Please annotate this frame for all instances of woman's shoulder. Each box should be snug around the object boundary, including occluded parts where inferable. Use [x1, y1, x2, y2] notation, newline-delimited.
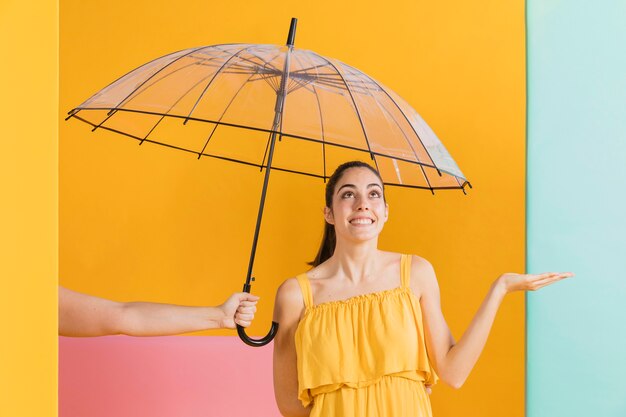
[407, 253, 434, 270]
[273, 277, 307, 321]
[275, 276, 304, 301]
[405, 254, 439, 298]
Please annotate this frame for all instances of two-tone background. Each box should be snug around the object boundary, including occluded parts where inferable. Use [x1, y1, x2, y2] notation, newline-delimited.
[2, 0, 624, 416]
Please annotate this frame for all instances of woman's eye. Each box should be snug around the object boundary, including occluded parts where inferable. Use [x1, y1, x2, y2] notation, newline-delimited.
[341, 192, 354, 198]
[370, 191, 381, 198]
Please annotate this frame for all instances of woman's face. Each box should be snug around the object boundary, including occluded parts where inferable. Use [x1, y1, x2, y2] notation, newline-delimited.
[324, 167, 389, 243]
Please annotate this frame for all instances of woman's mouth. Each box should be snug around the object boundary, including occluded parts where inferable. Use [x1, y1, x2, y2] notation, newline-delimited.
[349, 218, 374, 225]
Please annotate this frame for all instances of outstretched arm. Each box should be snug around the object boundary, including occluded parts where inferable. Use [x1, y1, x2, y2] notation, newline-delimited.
[273, 278, 311, 417]
[58, 286, 258, 337]
[412, 256, 572, 388]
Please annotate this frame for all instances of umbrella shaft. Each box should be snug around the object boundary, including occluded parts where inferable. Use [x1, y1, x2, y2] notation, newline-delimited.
[245, 130, 278, 286]
[245, 47, 292, 288]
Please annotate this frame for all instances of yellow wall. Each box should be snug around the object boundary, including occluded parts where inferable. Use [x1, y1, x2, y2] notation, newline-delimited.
[60, 1, 525, 415]
[1, 0, 58, 416]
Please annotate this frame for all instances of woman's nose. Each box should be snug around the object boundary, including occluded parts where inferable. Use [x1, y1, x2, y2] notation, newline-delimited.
[355, 199, 370, 210]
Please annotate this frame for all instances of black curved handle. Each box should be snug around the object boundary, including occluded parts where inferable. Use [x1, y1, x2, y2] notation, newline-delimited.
[237, 320, 279, 347]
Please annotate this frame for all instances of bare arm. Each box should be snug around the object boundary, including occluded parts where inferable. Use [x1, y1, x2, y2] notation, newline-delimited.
[272, 279, 311, 417]
[59, 286, 258, 337]
[412, 256, 572, 389]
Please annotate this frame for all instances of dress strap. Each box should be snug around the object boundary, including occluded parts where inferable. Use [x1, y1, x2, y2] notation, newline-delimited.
[296, 273, 314, 308]
[400, 254, 412, 288]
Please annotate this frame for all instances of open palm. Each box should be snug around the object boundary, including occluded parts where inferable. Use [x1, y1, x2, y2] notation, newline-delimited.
[500, 272, 574, 293]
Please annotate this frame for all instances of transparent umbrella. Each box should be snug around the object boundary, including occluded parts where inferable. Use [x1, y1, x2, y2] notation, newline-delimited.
[67, 18, 470, 346]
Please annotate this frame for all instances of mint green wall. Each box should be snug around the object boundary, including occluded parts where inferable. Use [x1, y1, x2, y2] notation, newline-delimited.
[527, 1, 626, 416]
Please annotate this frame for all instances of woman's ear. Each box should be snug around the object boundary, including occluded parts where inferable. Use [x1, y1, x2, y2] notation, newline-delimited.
[384, 203, 389, 221]
[324, 207, 334, 225]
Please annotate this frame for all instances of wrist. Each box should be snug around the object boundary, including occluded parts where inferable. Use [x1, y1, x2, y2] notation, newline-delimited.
[208, 305, 228, 329]
[491, 277, 508, 300]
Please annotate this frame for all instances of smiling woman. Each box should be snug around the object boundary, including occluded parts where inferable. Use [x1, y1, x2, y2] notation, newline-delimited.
[308, 161, 389, 267]
[272, 161, 573, 417]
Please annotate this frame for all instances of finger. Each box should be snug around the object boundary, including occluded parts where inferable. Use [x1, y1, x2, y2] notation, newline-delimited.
[237, 306, 257, 314]
[529, 274, 572, 290]
[527, 272, 572, 285]
[236, 313, 255, 321]
[530, 272, 560, 280]
[237, 293, 260, 302]
[532, 271, 574, 280]
[235, 319, 252, 328]
[535, 272, 573, 283]
[238, 300, 258, 307]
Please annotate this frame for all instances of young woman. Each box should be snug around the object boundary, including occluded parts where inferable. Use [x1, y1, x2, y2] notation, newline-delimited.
[272, 161, 572, 417]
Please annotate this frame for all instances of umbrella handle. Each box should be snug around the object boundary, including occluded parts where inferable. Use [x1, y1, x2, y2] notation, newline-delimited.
[236, 282, 279, 347]
[236, 321, 279, 347]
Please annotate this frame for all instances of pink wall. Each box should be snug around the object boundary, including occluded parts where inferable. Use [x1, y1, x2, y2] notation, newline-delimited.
[59, 336, 280, 417]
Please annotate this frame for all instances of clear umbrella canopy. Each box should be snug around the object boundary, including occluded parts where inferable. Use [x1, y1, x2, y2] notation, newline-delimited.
[69, 43, 469, 192]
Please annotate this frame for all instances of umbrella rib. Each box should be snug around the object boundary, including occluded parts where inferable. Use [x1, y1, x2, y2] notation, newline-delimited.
[73, 113, 312, 176]
[71, 112, 464, 188]
[239, 51, 284, 91]
[184, 44, 255, 124]
[118, 59, 226, 111]
[311, 51, 380, 172]
[290, 72, 372, 93]
[140, 68, 233, 144]
[352, 68, 434, 192]
[74, 107, 444, 169]
[367, 79, 443, 177]
[73, 106, 464, 178]
[313, 85, 327, 181]
[378, 105, 433, 190]
[455, 176, 467, 195]
[279, 50, 322, 176]
[120, 46, 252, 113]
[307, 51, 328, 181]
[92, 45, 216, 131]
[287, 77, 313, 94]
[69, 45, 208, 115]
[290, 62, 330, 74]
[241, 49, 282, 73]
[197, 70, 258, 158]
[93, 62, 207, 131]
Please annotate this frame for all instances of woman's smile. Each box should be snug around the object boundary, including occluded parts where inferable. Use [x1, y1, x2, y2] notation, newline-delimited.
[348, 216, 375, 226]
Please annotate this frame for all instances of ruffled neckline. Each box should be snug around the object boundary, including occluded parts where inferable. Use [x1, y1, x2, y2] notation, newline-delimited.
[305, 285, 413, 311]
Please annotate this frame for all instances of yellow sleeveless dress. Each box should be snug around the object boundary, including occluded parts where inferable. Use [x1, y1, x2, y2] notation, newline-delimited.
[294, 254, 438, 417]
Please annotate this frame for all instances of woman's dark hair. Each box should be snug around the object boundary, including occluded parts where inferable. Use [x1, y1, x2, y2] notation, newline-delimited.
[309, 161, 385, 266]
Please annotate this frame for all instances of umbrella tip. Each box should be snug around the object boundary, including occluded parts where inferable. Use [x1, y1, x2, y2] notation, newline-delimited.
[65, 108, 78, 121]
[286, 18, 298, 47]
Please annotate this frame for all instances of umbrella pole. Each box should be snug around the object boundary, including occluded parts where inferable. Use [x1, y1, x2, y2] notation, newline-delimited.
[236, 130, 280, 347]
[236, 17, 297, 347]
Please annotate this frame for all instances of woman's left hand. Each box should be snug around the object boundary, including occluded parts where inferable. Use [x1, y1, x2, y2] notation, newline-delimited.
[497, 272, 574, 294]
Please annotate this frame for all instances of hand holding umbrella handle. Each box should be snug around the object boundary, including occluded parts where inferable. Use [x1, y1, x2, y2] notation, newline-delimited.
[236, 282, 279, 347]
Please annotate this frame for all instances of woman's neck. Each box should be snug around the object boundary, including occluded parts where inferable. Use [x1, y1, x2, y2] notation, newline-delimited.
[329, 240, 380, 283]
